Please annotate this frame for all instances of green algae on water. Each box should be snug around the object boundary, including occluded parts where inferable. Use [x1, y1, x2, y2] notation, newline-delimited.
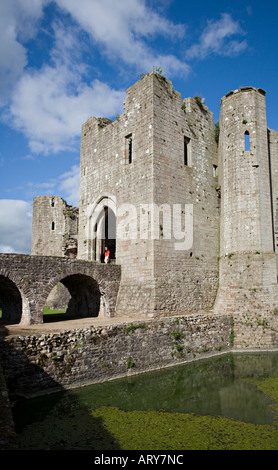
[255, 377, 278, 425]
[13, 353, 278, 450]
[91, 406, 278, 450]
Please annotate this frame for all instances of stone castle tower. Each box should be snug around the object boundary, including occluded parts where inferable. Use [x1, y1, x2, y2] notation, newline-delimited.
[77, 72, 219, 317]
[31, 72, 278, 342]
[214, 86, 278, 348]
[32, 196, 78, 258]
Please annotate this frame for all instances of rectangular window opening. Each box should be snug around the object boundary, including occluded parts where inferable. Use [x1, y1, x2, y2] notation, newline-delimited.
[125, 134, 132, 164]
[184, 136, 191, 166]
[213, 165, 218, 177]
[245, 131, 250, 151]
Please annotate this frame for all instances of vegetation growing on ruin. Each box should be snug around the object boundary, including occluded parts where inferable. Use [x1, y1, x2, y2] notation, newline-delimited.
[125, 322, 148, 333]
[214, 121, 220, 143]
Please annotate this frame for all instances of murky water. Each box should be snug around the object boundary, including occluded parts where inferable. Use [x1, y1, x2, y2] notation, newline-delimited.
[13, 352, 278, 450]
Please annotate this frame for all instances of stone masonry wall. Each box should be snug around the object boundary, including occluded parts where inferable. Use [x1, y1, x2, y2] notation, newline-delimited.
[269, 129, 278, 269]
[214, 87, 278, 349]
[78, 72, 219, 317]
[214, 253, 278, 349]
[78, 74, 157, 316]
[151, 75, 219, 314]
[0, 313, 232, 398]
[0, 361, 17, 449]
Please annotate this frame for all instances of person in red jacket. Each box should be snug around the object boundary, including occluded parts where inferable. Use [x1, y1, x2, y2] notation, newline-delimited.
[104, 246, 110, 264]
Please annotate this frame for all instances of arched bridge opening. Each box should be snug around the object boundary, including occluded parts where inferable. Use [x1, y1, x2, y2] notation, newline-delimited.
[0, 275, 22, 325]
[0, 254, 121, 325]
[43, 274, 101, 323]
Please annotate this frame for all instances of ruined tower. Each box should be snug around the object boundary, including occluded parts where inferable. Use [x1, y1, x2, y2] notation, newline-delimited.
[78, 72, 219, 317]
[214, 87, 278, 348]
[31, 196, 78, 258]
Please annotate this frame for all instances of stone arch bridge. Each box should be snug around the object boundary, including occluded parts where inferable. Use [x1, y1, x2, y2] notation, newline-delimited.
[0, 254, 121, 326]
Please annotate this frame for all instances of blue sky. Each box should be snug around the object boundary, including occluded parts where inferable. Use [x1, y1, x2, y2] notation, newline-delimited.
[1, 0, 278, 254]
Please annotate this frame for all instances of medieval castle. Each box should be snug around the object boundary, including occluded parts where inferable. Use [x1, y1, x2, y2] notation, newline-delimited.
[30, 71, 278, 343]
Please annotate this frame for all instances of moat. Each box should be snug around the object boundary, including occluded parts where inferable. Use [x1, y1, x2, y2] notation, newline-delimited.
[12, 352, 278, 450]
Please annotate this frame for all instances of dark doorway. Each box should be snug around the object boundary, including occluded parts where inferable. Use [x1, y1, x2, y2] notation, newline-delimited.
[43, 274, 101, 323]
[103, 206, 116, 262]
[93, 205, 116, 263]
[0, 275, 22, 324]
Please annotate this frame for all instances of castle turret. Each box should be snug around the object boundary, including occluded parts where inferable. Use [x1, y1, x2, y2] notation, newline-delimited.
[214, 87, 278, 349]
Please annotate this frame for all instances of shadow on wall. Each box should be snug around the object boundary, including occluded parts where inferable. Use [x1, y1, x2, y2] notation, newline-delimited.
[0, 337, 121, 450]
[0, 276, 22, 325]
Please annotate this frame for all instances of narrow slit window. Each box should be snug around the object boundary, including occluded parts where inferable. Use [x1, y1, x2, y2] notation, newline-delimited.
[51, 197, 55, 207]
[51, 221, 55, 231]
[213, 165, 218, 177]
[184, 136, 191, 166]
[125, 134, 132, 164]
[245, 131, 250, 151]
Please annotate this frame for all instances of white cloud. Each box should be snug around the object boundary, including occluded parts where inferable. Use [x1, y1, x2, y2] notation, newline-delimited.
[2, 4, 248, 159]
[0, 0, 47, 105]
[9, 67, 125, 155]
[186, 13, 248, 60]
[0, 200, 32, 254]
[59, 165, 80, 206]
[55, 0, 188, 76]
[22, 164, 80, 206]
[5, 0, 190, 155]
[2, 2, 127, 155]
[7, 17, 126, 155]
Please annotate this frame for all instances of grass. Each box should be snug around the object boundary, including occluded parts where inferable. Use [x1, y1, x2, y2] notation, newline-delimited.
[43, 306, 66, 315]
[0, 306, 66, 317]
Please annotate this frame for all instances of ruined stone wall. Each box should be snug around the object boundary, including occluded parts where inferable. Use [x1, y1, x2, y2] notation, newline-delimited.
[78, 74, 156, 316]
[31, 196, 78, 258]
[0, 313, 232, 398]
[151, 75, 219, 314]
[78, 72, 219, 317]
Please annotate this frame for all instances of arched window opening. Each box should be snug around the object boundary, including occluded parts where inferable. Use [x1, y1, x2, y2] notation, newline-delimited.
[43, 275, 101, 323]
[245, 131, 250, 151]
[0, 275, 22, 325]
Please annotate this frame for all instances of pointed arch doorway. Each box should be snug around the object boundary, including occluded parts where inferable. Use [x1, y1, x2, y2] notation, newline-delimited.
[89, 196, 116, 263]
